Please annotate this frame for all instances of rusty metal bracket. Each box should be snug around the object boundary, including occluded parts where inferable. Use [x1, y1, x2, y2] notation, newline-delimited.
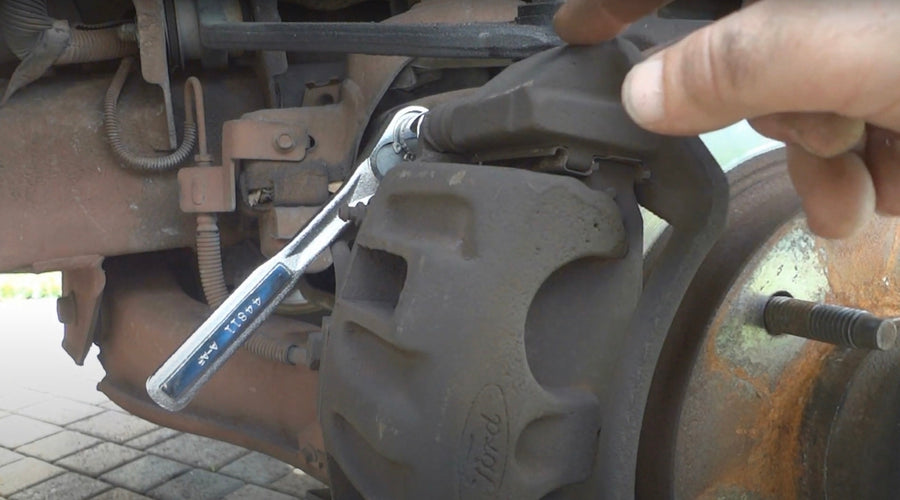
[33, 256, 106, 366]
[178, 119, 308, 213]
[177, 0, 523, 216]
[133, 0, 177, 149]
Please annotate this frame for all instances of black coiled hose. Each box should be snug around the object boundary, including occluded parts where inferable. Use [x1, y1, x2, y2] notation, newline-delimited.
[104, 57, 198, 172]
[0, 0, 52, 58]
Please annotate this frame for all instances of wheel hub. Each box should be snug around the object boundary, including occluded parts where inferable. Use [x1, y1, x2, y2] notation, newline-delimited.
[641, 150, 900, 498]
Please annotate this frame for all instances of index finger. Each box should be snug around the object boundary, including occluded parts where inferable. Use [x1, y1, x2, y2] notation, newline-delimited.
[554, 0, 671, 44]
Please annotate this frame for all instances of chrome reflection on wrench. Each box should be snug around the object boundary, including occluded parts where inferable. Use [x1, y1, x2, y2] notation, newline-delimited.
[146, 106, 428, 411]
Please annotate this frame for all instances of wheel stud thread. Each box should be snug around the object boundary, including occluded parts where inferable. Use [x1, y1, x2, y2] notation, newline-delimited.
[764, 295, 898, 351]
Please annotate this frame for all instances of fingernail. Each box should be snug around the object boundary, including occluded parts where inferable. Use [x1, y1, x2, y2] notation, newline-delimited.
[622, 57, 666, 126]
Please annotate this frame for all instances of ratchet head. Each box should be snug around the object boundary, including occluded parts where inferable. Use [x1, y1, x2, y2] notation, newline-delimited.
[369, 106, 428, 178]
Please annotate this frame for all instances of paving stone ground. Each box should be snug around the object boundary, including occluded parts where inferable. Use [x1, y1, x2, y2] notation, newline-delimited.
[0, 299, 326, 499]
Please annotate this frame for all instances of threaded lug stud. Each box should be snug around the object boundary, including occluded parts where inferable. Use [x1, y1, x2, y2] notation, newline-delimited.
[764, 293, 897, 351]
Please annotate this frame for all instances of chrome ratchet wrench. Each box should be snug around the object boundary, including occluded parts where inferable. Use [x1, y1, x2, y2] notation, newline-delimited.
[146, 106, 428, 411]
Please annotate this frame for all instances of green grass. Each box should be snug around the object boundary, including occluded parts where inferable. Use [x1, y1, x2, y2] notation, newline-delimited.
[0, 272, 62, 300]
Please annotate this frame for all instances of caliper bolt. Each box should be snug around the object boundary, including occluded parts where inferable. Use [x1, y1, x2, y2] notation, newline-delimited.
[764, 293, 897, 350]
[274, 133, 296, 152]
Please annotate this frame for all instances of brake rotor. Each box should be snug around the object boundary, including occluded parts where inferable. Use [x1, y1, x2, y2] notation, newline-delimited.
[639, 149, 900, 499]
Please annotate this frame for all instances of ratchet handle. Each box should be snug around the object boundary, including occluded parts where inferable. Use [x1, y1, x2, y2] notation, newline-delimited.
[146, 262, 294, 411]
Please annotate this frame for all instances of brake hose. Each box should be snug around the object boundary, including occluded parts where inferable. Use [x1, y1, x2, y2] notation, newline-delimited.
[103, 57, 198, 172]
[197, 214, 304, 366]
[105, 54, 300, 362]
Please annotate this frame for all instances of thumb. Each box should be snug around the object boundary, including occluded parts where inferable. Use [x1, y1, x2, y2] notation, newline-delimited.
[620, 1, 880, 135]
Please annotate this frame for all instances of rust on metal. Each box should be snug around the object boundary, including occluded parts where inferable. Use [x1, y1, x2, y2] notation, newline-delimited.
[0, 0, 530, 486]
[646, 153, 892, 499]
[34, 255, 106, 366]
[303, 81, 342, 107]
[695, 333, 832, 499]
[259, 207, 332, 273]
[178, 0, 522, 216]
[98, 256, 328, 481]
[0, 74, 193, 271]
[133, 0, 177, 148]
[816, 215, 900, 318]
[178, 119, 308, 213]
[675, 214, 838, 498]
[671, 211, 900, 498]
[0, 68, 263, 273]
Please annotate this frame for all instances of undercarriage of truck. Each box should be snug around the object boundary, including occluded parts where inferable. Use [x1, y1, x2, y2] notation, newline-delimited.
[2, 1, 898, 498]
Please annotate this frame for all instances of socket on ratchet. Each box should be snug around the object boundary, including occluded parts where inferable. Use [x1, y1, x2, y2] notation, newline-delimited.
[146, 106, 428, 411]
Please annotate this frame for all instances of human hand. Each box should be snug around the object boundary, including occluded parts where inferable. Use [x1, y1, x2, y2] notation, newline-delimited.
[555, 0, 900, 239]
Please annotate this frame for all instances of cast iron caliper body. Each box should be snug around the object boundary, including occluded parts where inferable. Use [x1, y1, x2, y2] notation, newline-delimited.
[320, 39, 728, 499]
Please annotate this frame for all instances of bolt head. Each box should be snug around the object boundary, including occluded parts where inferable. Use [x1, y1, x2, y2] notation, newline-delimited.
[57, 294, 77, 324]
[274, 133, 295, 152]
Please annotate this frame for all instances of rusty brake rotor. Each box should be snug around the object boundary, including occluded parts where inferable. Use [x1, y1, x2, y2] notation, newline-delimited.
[639, 148, 900, 499]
